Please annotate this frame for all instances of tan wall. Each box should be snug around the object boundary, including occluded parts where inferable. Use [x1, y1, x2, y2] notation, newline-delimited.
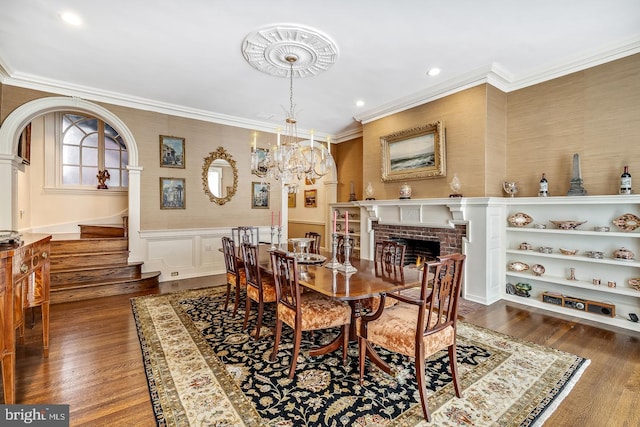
[335, 136, 363, 202]
[363, 85, 488, 199]
[506, 54, 640, 196]
[1, 86, 282, 231]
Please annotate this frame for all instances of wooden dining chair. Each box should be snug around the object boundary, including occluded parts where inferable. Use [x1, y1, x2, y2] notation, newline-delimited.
[241, 243, 277, 340]
[269, 250, 352, 379]
[304, 232, 321, 254]
[221, 236, 246, 315]
[362, 241, 407, 312]
[357, 253, 466, 422]
[233, 226, 260, 246]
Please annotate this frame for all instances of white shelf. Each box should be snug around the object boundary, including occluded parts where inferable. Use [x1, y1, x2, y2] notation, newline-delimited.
[506, 271, 640, 297]
[506, 249, 640, 267]
[506, 227, 640, 238]
[502, 294, 640, 332]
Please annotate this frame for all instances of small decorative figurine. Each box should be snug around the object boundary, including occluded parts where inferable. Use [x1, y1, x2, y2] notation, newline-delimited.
[97, 169, 110, 189]
[567, 153, 587, 196]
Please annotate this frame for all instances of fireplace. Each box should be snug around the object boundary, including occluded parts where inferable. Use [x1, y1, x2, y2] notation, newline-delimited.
[373, 222, 466, 265]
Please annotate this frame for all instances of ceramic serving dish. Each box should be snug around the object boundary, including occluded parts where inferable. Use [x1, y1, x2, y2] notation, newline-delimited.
[559, 248, 579, 256]
[508, 261, 529, 272]
[519, 242, 533, 250]
[508, 212, 534, 227]
[593, 226, 610, 232]
[628, 278, 640, 291]
[612, 213, 640, 232]
[532, 264, 545, 276]
[549, 220, 587, 230]
[613, 247, 635, 260]
[586, 251, 604, 259]
[538, 246, 553, 254]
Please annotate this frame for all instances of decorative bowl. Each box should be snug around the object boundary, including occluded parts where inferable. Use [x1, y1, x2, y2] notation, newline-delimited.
[613, 247, 635, 260]
[586, 251, 604, 259]
[532, 264, 545, 276]
[538, 246, 553, 254]
[628, 278, 640, 291]
[519, 242, 533, 250]
[612, 213, 640, 232]
[559, 248, 579, 256]
[549, 220, 587, 230]
[508, 212, 534, 227]
[508, 261, 529, 272]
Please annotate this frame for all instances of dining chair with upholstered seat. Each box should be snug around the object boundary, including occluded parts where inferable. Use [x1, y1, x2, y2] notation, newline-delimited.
[241, 242, 277, 340]
[304, 232, 321, 254]
[269, 250, 352, 379]
[221, 236, 246, 315]
[362, 240, 407, 312]
[357, 253, 466, 422]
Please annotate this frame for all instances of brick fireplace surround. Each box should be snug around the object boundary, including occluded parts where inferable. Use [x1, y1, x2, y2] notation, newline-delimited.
[373, 223, 467, 260]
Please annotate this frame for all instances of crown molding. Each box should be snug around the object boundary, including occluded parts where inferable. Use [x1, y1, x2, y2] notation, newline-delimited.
[354, 37, 640, 124]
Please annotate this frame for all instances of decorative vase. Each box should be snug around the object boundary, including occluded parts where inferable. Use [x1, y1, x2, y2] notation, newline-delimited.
[399, 183, 412, 199]
[365, 182, 375, 200]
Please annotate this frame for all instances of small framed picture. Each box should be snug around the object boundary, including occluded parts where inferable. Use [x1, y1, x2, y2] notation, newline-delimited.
[251, 182, 270, 209]
[288, 192, 296, 208]
[304, 189, 317, 208]
[160, 135, 185, 168]
[18, 123, 31, 165]
[160, 177, 186, 209]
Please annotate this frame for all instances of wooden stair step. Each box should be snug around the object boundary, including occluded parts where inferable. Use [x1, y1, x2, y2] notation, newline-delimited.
[49, 271, 161, 304]
[50, 251, 130, 269]
[51, 237, 128, 254]
[51, 262, 144, 286]
[79, 224, 126, 238]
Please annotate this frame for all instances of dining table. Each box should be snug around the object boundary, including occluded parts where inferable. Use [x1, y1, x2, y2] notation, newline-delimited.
[254, 245, 425, 375]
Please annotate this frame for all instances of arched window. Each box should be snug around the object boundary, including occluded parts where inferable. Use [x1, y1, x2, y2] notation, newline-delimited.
[59, 112, 128, 188]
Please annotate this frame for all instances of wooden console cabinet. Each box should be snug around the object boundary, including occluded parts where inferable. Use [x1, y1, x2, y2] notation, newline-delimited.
[0, 233, 51, 404]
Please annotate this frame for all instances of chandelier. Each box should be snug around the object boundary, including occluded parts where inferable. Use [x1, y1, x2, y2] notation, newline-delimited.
[243, 24, 339, 193]
[251, 56, 332, 193]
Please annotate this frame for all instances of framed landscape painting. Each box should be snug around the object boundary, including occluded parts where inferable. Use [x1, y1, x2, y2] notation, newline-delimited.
[380, 121, 446, 182]
[160, 177, 185, 209]
[160, 135, 185, 168]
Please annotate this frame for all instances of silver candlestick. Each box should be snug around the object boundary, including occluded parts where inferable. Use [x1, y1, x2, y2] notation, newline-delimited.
[269, 226, 277, 251]
[277, 226, 283, 250]
[337, 229, 357, 273]
[324, 232, 342, 269]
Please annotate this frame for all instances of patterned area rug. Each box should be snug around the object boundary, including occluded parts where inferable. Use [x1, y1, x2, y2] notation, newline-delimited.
[131, 287, 589, 427]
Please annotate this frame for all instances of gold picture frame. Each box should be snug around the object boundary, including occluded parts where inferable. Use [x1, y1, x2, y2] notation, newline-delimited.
[251, 181, 270, 209]
[160, 177, 186, 209]
[380, 121, 445, 182]
[160, 135, 185, 168]
[288, 192, 296, 208]
[304, 189, 317, 208]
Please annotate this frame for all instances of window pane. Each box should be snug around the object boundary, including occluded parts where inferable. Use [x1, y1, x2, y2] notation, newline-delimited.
[121, 170, 129, 187]
[78, 118, 98, 134]
[105, 136, 119, 150]
[83, 133, 99, 148]
[63, 126, 85, 145]
[62, 165, 79, 185]
[82, 167, 98, 185]
[109, 171, 121, 187]
[105, 149, 120, 168]
[82, 146, 98, 166]
[121, 150, 128, 164]
[63, 145, 80, 164]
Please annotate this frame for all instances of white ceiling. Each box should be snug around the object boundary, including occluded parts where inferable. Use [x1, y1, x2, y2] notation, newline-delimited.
[1, 0, 639, 142]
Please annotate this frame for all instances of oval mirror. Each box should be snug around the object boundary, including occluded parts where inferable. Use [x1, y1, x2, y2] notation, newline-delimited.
[202, 146, 237, 205]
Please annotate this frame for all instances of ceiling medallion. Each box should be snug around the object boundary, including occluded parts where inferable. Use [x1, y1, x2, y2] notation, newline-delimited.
[241, 24, 338, 78]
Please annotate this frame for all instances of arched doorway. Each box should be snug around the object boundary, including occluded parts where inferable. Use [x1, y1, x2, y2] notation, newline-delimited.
[0, 96, 144, 262]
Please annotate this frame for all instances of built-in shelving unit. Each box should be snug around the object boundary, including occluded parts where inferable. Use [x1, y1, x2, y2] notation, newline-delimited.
[329, 203, 361, 259]
[503, 195, 640, 332]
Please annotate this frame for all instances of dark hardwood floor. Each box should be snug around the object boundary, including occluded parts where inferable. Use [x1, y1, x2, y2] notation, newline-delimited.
[2, 275, 639, 426]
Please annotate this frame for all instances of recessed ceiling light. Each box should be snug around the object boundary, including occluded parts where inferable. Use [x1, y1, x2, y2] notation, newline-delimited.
[355, 100, 365, 107]
[427, 68, 441, 76]
[60, 11, 82, 26]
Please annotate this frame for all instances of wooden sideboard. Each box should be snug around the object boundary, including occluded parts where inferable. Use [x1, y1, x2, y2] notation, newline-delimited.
[0, 233, 51, 404]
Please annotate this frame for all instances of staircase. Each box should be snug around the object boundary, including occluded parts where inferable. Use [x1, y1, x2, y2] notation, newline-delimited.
[49, 224, 160, 303]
